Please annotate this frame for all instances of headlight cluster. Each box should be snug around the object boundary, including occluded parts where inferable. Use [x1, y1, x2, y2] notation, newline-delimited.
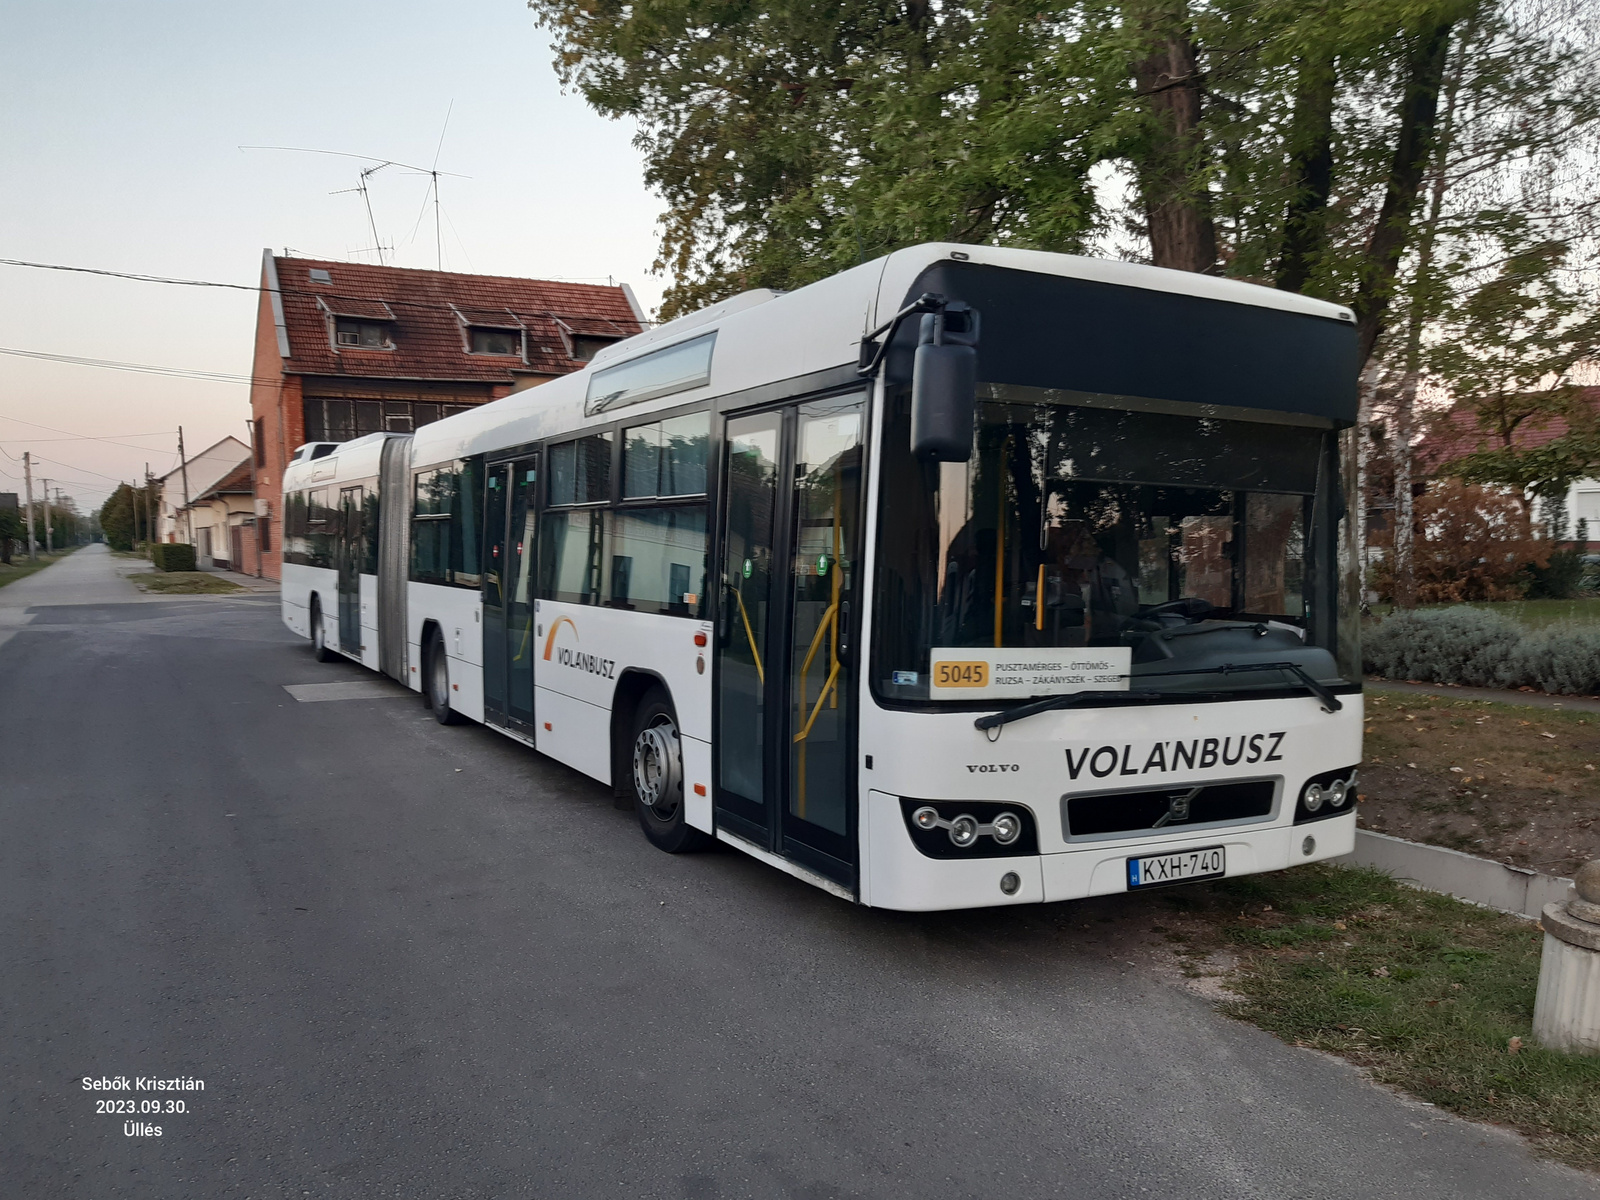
[1295, 767, 1358, 824]
[899, 798, 1039, 859]
[912, 805, 1023, 848]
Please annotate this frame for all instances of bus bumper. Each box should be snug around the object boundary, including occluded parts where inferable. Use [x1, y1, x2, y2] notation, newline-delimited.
[862, 789, 1357, 911]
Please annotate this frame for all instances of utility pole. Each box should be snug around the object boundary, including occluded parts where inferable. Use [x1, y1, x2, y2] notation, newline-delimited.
[22, 451, 37, 560]
[143, 464, 152, 549]
[176, 428, 193, 546]
[245, 418, 262, 578]
[42, 479, 53, 554]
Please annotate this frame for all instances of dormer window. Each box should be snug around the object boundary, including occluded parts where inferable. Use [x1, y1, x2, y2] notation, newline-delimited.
[335, 319, 394, 349]
[318, 296, 398, 351]
[470, 327, 521, 356]
[556, 317, 628, 363]
[451, 305, 526, 360]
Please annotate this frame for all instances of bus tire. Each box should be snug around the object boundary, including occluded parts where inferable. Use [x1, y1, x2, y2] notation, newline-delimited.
[425, 627, 462, 725]
[310, 597, 336, 662]
[630, 688, 710, 854]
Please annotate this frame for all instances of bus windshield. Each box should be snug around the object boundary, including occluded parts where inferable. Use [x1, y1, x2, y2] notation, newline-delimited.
[872, 385, 1353, 704]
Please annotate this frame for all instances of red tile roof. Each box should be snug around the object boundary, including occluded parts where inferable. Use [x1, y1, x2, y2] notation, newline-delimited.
[271, 257, 642, 383]
[1418, 387, 1600, 473]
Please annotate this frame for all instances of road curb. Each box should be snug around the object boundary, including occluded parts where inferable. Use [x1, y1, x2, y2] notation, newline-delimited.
[1336, 828, 1572, 919]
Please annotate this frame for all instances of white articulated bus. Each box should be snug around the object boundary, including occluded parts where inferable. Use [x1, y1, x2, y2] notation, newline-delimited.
[281, 243, 1362, 910]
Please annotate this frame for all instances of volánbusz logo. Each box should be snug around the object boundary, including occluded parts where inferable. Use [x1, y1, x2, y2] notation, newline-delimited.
[1066, 732, 1285, 780]
[541, 616, 616, 680]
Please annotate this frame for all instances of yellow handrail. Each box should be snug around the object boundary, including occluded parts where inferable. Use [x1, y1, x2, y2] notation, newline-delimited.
[732, 583, 764, 685]
[792, 597, 840, 820]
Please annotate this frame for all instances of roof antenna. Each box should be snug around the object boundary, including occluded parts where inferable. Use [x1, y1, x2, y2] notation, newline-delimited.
[240, 144, 469, 268]
[430, 102, 454, 272]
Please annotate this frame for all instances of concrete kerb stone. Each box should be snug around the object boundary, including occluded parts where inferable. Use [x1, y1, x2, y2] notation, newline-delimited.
[1335, 828, 1574, 920]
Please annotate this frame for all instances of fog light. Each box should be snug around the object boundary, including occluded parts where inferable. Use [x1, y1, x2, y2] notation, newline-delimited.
[1303, 783, 1324, 813]
[1302, 835, 1316, 856]
[991, 812, 1022, 845]
[912, 806, 941, 831]
[1327, 779, 1348, 808]
[1000, 872, 1022, 895]
[948, 815, 980, 847]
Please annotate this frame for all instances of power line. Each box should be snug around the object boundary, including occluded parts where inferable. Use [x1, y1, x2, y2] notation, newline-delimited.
[0, 258, 631, 323]
[0, 414, 186, 452]
[0, 346, 259, 386]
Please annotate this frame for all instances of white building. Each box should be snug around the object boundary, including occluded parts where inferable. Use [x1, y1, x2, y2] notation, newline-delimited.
[155, 436, 249, 544]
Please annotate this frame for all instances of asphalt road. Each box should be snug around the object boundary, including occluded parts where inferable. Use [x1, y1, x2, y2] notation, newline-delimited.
[3, 547, 1596, 1199]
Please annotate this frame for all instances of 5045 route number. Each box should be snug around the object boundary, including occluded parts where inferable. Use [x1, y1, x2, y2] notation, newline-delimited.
[933, 661, 989, 688]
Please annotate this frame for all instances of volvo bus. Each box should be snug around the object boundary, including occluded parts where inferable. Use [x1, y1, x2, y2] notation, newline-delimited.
[281, 243, 1362, 910]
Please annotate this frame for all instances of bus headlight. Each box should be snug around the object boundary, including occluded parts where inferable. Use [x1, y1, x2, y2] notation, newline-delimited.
[912, 805, 941, 831]
[948, 815, 980, 847]
[1295, 766, 1359, 824]
[990, 812, 1022, 845]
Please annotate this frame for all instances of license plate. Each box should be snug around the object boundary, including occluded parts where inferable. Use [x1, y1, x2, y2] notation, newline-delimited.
[1127, 845, 1225, 889]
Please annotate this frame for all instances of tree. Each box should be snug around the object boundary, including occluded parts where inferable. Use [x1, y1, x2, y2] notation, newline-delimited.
[0, 505, 21, 564]
[99, 485, 137, 552]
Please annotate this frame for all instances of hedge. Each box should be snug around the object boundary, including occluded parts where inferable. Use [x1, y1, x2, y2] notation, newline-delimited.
[1364, 607, 1600, 696]
[150, 543, 196, 572]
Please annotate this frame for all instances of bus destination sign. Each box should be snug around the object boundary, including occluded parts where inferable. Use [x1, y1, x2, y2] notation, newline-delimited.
[927, 647, 1132, 700]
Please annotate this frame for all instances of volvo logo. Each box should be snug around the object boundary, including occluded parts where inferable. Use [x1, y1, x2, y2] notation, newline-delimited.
[1151, 787, 1202, 828]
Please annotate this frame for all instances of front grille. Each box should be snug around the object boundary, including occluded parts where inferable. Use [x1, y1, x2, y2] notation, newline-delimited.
[1063, 779, 1276, 839]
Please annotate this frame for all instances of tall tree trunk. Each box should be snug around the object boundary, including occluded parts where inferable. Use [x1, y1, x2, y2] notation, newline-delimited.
[1352, 21, 1455, 368]
[1355, 362, 1381, 611]
[1389, 24, 1468, 608]
[1276, 56, 1336, 294]
[1130, 5, 1218, 273]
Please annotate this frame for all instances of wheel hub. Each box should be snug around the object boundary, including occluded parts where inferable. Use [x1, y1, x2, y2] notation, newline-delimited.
[633, 720, 682, 816]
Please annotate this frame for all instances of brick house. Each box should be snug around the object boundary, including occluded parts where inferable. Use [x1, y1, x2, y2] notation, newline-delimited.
[1417, 386, 1600, 545]
[247, 252, 645, 580]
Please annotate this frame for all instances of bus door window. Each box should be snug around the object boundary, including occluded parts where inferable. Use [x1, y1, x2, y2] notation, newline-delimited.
[716, 412, 781, 812]
[482, 463, 511, 719]
[786, 397, 863, 841]
[507, 458, 539, 728]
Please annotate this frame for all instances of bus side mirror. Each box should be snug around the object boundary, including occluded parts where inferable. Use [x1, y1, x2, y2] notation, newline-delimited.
[910, 304, 978, 462]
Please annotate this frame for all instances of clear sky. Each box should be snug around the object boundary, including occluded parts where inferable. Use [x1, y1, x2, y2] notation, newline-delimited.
[0, 0, 664, 509]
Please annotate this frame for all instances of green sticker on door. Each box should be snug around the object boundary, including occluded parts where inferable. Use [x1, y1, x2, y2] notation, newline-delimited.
[742, 558, 753, 579]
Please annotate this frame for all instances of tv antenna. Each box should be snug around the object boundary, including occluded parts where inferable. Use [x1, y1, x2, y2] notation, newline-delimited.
[240, 138, 468, 269]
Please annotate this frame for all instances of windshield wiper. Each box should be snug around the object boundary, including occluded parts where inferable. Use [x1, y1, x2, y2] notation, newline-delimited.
[973, 690, 1226, 734]
[1134, 660, 1344, 713]
[1159, 621, 1268, 641]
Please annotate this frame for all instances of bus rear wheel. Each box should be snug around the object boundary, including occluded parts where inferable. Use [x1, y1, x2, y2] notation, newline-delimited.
[425, 628, 462, 725]
[310, 597, 336, 662]
[630, 689, 710, 853]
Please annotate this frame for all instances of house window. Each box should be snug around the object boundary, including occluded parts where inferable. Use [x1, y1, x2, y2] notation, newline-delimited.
[335, 319, 393, 349]
[309, 268, 332, 284]
[469, 328, 521, 356]
[253, 417, 266, 466]
[571, 335, 617, 362]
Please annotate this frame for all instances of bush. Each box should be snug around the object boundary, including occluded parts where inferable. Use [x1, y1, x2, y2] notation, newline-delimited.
[150, 543, 196, 572]
[1363, 606, 1522, 686]
[1504, 623, 1600, 695]
[1369, 481, 1547, 603]
[1524, 546, 1586, 599]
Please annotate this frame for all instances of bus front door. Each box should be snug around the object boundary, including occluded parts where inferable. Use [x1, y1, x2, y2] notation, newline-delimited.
[336, 485, 364, 655]
[716, 394, 866, 889]
[483, 456, 539, 736]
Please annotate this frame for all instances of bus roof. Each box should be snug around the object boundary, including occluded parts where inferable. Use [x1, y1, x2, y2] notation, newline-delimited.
[406, 243, 1356, 468]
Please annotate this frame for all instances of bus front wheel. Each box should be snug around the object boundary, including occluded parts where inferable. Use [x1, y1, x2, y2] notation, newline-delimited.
[310, 597, 336, 663]
[630, 688, 710, 853]
[425, 628, 462, 725]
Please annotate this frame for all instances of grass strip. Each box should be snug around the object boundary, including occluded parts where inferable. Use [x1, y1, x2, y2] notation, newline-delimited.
[134, 572, 243, 594]
[1159, 864, 1600, 1172]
